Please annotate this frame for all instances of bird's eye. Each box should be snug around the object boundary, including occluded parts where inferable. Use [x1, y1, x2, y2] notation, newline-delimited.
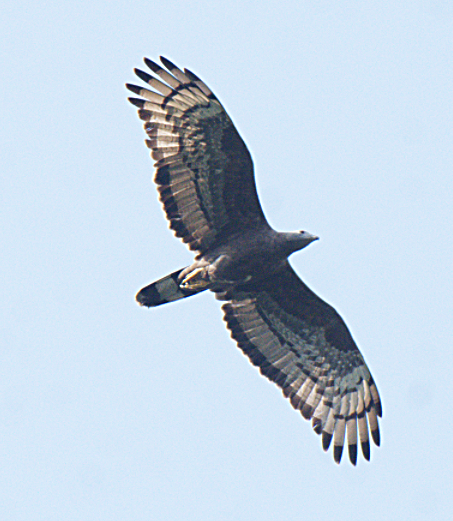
[300, 230, 305, 234]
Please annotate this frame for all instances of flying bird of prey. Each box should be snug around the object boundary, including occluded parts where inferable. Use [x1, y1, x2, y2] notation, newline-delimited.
[126, 57, 382, 465]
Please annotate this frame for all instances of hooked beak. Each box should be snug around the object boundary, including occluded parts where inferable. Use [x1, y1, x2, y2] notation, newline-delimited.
[305, 232, 319, 243]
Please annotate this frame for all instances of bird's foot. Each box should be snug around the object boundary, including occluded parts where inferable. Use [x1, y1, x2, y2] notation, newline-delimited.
[180, 267, 210, 290]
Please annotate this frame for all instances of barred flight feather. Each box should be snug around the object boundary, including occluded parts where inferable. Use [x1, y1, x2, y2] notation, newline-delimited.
[128, 57, 382, 466]
[218, 263, 382, 465]
[127, 57, 268, 254]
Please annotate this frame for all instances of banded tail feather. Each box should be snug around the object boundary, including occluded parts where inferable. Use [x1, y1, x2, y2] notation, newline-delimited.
[136, 268, 204, 307]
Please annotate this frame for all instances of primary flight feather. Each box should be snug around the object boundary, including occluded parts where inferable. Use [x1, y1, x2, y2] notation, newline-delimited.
[126, 56, 382, 465]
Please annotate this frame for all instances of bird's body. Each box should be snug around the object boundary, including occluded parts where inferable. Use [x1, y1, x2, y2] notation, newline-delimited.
[127, 57, 382, 465]
[137, 228, 318, 305]
[198, 229, 318, 284]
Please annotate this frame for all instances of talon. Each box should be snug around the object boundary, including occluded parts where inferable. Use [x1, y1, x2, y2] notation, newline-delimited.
[180, 267, 210, 290]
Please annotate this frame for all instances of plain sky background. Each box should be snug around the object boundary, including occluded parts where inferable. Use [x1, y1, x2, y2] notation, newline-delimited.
[1, 1, 453, 520]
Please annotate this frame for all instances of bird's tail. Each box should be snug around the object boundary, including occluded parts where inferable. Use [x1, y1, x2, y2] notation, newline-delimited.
[136, 267, 205, 307]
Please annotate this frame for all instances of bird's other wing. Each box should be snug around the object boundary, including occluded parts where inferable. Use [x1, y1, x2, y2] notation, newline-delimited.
[218, 262, 382, 465]
[127, 57, 269, 255]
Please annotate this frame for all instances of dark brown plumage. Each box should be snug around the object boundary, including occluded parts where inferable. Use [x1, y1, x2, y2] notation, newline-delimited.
[127, 57, 382, 465]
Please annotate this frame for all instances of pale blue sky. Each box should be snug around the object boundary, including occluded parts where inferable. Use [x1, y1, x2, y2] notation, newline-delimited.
[1, 1, 453, 520]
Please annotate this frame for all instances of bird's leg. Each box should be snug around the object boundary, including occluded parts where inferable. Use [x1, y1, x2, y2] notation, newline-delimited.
[179, 266, 211, 290]
[179, 256, 252, 291]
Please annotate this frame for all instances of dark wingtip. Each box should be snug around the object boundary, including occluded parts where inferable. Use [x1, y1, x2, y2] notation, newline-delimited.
[322, 431, 332, 451]
[371, 428, 380, 447]
[348, 444, 358, 466]
[184, 68, 201, 81]
[376, 402, 383, 418]
[138, 109, 152, 121]
[301, 404, 313, 420]
[126, 84, 141, 95]
[135, 68, 153, 83]
[144, 57, 161, 73]
[128, 97, 145, 108]
[312, 418, 322, 435]
[333, 444, 343, 464]
[361, 440, 371, 461]
[160, 56, 177, 71]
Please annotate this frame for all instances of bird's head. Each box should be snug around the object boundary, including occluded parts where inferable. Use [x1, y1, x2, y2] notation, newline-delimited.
[298, 230, 319, 244]
[283, 230, 319, 254]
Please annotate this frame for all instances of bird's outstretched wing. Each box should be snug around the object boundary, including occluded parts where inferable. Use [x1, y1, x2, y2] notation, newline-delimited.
[127, 57, 269, 255]
[218, 263, 382, 465]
